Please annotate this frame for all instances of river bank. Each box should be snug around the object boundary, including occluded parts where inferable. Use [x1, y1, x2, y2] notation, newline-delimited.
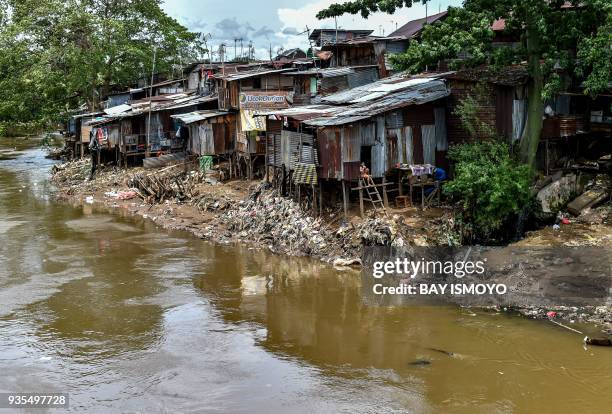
[50, 158, 612, 334]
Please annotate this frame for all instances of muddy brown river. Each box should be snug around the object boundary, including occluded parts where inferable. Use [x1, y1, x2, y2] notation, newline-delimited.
[1, 137, 611, 413]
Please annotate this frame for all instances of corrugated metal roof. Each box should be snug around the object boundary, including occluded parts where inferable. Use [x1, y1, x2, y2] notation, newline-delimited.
[93, 94, 217, 121]
[320, 73, 408, 104]
[104, 104, 131, 115]
[217, 68, 294, 81]
[305, 115, 371, 127]
[71, 111, 104, 119]
[389, 11, 448, 38]
[304, 79, 449, 126]
[150, 78, 186, 88]
[171, 110, 228, 124]
[322, 73, 449, 104]
[284, 65, 379, 78]
[256, 105, 343, 121]
[162, 95, 217, 111]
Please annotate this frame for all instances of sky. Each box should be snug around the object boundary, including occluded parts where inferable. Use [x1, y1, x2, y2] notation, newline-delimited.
[161, 0, 463, 60]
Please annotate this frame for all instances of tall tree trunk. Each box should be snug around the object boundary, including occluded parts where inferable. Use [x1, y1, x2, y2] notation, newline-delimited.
[520, 25, 544, 171]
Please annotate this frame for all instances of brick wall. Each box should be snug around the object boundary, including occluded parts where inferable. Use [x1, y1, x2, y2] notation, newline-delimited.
[446, 79, 498, 145]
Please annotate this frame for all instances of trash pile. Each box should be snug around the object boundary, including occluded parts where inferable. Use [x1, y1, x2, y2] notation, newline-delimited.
[193, 192, 234, 212]
[51, 159, 90, 186]
[128, 166, 204, 203]
[222, 184, 413, 260]
[51, 159, 125, 194]
[45, 146, 71, 160]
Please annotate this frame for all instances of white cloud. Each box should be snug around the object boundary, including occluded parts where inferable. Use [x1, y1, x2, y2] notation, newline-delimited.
[278, 0, 451, 38]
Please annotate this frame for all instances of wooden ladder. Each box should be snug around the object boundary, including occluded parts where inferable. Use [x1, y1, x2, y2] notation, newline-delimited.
[360, 176, 387, 213]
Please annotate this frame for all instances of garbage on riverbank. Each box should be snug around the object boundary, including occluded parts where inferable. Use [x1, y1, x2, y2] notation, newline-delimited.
[221, 182, 414, 261]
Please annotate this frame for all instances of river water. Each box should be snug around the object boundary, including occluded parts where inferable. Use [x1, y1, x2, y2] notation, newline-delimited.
[1, 137, 611, 413]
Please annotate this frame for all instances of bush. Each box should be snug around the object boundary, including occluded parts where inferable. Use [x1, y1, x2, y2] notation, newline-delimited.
[444, 140, 532, 242]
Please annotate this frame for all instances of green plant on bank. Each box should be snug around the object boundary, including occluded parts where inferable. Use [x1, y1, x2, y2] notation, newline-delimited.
[444, 141, 532, 242]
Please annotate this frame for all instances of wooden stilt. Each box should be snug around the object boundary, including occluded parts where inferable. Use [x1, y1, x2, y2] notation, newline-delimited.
[382, 176, 389, 208]
[311, 184, 316, 214]
[342, 180, 348, 219]
[318, 183, 323, 217]
[359, 187, 365, 217]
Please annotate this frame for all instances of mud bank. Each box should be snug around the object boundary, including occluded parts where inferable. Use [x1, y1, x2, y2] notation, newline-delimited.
[50, 159, 456, 262]
[50, 159, 612, 334]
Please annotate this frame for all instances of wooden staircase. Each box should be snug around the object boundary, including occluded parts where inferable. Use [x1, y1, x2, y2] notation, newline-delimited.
[359, 176, 387, 214]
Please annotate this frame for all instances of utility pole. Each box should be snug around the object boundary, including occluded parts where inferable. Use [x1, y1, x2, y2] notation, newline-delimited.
[234, 38, 238, 61]
[219, 43, 226, 75]
[239, 38, 243, 60]
[146, 46, 156, 158]
[334, 16, 338, 67]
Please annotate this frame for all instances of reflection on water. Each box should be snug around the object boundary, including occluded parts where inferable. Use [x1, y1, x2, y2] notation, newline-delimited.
[1, 137, 611, 413]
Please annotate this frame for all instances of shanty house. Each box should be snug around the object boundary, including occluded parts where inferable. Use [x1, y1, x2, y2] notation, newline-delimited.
[262, 75, 450, 212]
[283, 66, 379, 105]
[308, 76, 450, 180]
[216, 67, 296, 178]
[309, 29, 373, 47]
[317, 12, 447, 78]
[170, 110, 235, 159]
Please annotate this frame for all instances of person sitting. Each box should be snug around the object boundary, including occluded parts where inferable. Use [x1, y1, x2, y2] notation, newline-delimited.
[360, 162, 370, 178]
[425, 167, 447, 196]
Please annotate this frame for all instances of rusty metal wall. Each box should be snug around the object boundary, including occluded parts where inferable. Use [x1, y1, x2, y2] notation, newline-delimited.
[317, 128, 342, 179]
[320, 76, 349, 96]
[360, 122, 376, 146]
[343, 161, 361, 181]
[212, 123, 227, 154]
[387, 126, 413, 165]
[341, 125, 361, 175]
[267, 119, 283, 134]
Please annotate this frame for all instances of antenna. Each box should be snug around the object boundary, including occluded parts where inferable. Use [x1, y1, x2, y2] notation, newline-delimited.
[239, 38, 244, 60]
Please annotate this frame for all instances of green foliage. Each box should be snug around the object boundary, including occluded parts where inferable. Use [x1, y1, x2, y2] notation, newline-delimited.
[575, 7, 612, 97]
[444, 141, 532, 241]
[319, 0, 610, 97]
[316, 0, 427, 19]
[317, 0, 611, 169]
[0, 0, 205, 126]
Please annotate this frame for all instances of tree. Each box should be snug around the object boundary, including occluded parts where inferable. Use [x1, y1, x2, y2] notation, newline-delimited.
[317, 0, 611, 170]
[0, 0, 205, 132]
[444, 140, 531, 242]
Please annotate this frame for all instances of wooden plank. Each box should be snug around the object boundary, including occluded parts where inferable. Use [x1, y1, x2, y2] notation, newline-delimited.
[351, 182, 394, 191]
[567, 190, 608, 215]
[359, 187, 364, 217]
